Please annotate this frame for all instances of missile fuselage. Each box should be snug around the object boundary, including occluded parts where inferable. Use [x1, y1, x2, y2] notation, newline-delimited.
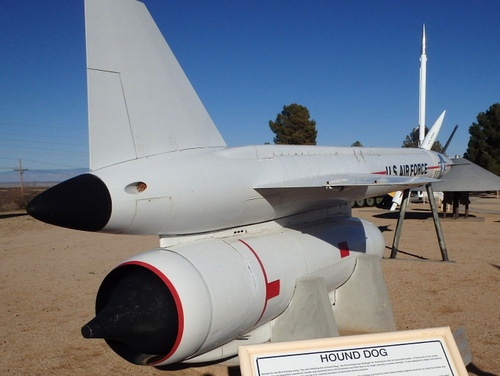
[29, 144, 450, 236]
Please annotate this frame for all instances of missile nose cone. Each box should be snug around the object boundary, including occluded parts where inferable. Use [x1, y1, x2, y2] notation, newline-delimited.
[83, 265, 179, 364]
[26, 174, 111, 232]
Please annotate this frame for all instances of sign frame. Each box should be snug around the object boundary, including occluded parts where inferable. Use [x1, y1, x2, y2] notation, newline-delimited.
[238, 327, 468, 376]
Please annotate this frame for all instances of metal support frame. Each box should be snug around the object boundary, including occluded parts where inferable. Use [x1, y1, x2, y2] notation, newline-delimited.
[390, 186, 449, 261]
[425, 184, 449, 261]
[390, 189, 410, 258]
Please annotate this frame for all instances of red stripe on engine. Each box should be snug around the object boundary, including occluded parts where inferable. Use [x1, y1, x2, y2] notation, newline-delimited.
[239, 239, 280, 325]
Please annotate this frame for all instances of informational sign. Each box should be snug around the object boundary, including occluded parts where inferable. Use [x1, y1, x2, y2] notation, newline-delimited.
[238, 327, 468, 376]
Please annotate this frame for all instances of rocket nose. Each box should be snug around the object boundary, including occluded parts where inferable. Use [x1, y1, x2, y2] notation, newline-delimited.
[27, 173, 111, 232]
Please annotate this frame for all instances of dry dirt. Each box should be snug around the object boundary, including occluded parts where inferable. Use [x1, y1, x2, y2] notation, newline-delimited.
[1, 194, 499, 375]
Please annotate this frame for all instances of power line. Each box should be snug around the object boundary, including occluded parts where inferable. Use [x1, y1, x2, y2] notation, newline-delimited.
[0, 157, 86, 170]
[0, 121, 86, 131]
[0, 144, 87, 155]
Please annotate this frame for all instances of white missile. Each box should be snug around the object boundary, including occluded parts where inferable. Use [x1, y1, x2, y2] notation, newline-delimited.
[390, 25, 444, 211]
[419, 25, 427, 147]
[421, 110, 446, 151]
[27, 0, 453, 367]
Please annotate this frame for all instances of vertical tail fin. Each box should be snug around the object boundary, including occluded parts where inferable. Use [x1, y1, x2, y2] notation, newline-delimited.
[441, 125, 458, 155]
[85, 0, 226, 170]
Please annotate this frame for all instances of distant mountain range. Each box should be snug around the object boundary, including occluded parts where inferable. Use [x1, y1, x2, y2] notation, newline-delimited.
[0, 168, 88, 186]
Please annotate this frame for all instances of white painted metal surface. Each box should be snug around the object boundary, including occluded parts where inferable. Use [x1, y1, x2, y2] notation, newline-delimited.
[418, 25, 427, 146]
[85, 0, 225, 170]
[113, 216, 384, 365]
[90, 145, 450, 236]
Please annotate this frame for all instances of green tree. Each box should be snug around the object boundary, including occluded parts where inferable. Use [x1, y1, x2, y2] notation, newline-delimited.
[269, 103, 317, 145]
[351, 141, 363, 147]
[464, 103, 500, 176]
[402, 126, 442, 152]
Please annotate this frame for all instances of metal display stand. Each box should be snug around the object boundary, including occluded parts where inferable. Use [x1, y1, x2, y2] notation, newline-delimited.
[390, 186, 449, 261]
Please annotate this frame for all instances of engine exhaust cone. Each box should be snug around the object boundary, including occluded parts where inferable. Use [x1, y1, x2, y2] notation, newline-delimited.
[82, 266, 179, 364]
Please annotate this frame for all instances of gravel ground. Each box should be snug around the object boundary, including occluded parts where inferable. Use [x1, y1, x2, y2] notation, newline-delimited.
[1, 194, 498, 375]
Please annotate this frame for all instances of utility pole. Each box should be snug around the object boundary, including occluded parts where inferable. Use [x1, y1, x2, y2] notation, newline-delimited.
[13, 159, 28, 200]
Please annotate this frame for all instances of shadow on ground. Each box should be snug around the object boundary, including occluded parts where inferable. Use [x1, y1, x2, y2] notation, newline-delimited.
[467, 362, 498, 376]
[0, 212, 28, 219]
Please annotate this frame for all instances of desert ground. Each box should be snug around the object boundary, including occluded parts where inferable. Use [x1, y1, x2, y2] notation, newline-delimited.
[1, 192, 499, 375]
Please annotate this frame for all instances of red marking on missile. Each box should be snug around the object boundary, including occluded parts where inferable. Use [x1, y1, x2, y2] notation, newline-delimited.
[120, 260, 184, 365]
[266, 279, 280, 300]
[239, 239, 280, 325]
[428, 164, 451, 170]
[338, 241, 350, 258]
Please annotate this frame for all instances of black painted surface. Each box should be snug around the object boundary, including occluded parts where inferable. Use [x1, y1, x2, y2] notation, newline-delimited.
[82, 265, 179, 365]
[27, 174, 111, 232]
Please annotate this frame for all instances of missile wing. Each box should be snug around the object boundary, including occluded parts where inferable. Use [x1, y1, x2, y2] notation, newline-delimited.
[27, 0, 453, 367]
[431, 158, 500, 192]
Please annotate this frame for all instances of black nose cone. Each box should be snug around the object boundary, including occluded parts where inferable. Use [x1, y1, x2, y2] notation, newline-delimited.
[27, 173, 111, 232]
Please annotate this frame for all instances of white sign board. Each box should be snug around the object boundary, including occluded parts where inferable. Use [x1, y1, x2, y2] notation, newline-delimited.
[239, 327, 467, 376]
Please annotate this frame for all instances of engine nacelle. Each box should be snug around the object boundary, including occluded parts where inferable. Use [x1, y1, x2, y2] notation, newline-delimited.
[82, 216, 384, 366]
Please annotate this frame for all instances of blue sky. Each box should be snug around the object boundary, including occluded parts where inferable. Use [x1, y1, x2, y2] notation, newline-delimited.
[1, 0, 499, 173]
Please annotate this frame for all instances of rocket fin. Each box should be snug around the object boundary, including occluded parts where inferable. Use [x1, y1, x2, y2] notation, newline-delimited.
[271, 255, 396, 341]
[332, 254, 396, 334]
[420, 110, 446, 151]
[85, 0, 226, 170]
[271, 276, 339, 342]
